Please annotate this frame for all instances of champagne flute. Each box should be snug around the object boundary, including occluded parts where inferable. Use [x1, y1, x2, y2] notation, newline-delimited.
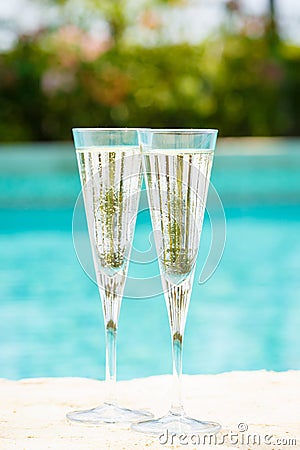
[132, 129, 221, 434]
[67, 128, 152, 424]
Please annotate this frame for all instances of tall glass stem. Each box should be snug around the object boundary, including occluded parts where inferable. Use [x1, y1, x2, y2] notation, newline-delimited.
[171, 331, 184, 415]
[164, 275, 193, 417]
[105, 320, 117, 406]
[99, 272, 124, 407]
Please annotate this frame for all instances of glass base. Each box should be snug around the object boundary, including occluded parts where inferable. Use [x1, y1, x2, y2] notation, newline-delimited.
[67, 402, 153, 425]
[131, 410, 221, 435]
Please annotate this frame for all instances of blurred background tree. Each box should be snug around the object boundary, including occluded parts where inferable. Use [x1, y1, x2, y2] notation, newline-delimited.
[0, 0, 299, 141]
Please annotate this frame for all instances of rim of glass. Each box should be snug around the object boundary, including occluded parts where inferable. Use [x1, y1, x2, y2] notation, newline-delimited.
[72, 127, 148, 132]
[145, 128, 218, 134]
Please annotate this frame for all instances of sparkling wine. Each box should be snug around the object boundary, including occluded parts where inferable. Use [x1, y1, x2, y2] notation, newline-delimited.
[77, 146, 142, 278]
[143, 150, 213, 285]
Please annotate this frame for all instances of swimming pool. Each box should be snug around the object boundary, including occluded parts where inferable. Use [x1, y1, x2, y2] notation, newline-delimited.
[0, 139, 299, 380]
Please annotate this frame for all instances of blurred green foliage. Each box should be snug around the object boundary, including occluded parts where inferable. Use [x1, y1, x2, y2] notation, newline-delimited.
[0, 1, 299, 140]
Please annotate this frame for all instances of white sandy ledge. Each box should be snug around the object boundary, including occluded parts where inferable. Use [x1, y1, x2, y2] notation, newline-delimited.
[0, 371, 299, 450]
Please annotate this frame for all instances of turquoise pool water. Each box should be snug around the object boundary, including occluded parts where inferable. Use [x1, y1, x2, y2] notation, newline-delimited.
[0, 139, 299, 380]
